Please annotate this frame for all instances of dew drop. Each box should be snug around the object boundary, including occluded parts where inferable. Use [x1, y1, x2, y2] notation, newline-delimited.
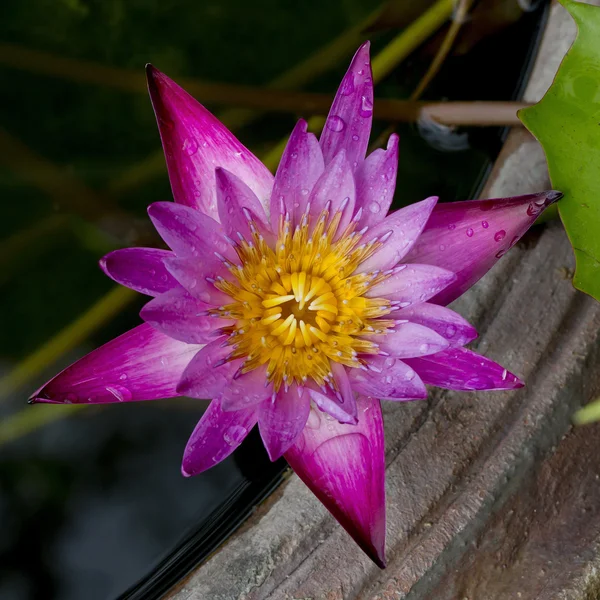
[494, 230, 506, 242]
[300, 188, 309, 196]
[327, 115, 346, 132]
[439, 244, 446, 251]
[359, 95, 373, 118]
[369, 201, 381, 214]
[352, 134, 359, 142]
[466, 228, 474, 237]
[340, 74, 355, 96]
[105, 385, 132, 402]
[448, 223, 456, 230]
[482, 220, 489, 229]
[419, 343, 430, 354]
[445, 324, 457, 338]
[224, 426, 247, 448]
[183, 138, 198, 156]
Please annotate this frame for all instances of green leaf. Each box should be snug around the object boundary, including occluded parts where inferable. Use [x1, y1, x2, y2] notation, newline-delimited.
[519, 0, 600, 301]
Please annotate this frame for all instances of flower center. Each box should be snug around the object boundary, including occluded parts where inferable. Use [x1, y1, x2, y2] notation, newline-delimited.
[210, 203, 395, 391]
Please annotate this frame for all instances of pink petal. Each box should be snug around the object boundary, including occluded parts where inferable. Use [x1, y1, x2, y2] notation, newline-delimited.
[320, 42, 374, 169]
[404, 191, 562, 305]
[147, 201, 237, 262]
[404, 347, 524, 391]
[176, 338, 240, 399]
[308, 370, 358, 425]
[355, 134, 399, 228]
[140, 288, 231, 344]
[258, 388, 311, 461]
[220, 367, 272, 412]
[373, 322, 449, 358]
[269, 119, 324, 229]
[100, 247, 178, 297]
[284, 396, 386, 568]
[182, 398, 258, 476]
[308, 149, 356, 235]
[391, 302, 477, 347]
[367, 264, 456, 305]
[146, 66, 273, 219]
[215, 168, 274, 243]
[349, 356, 426, 399]
[30, 324, 199, 404]
[163, 256, 232, 306]
[357, 197, 438, 273]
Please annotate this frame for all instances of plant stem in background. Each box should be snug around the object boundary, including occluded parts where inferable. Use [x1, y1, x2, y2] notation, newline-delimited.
[0, 286, 137, 401]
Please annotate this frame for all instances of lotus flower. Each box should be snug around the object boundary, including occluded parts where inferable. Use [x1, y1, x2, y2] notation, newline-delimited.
[30, 42, 561, 568]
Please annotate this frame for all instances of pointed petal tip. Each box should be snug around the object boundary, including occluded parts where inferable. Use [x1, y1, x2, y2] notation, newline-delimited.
[181, 463, 193, 478]
[546, 190, 563, 203]
[386, 133, 399, 150]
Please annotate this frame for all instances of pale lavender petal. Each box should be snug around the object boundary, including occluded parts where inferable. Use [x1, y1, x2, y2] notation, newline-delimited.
[270, 119, 324, 229]
[367, 264, 456, 305]
[100, 248, 178, 297]
[146, 66, 273, 219]
[308, 380, 358, 425]
[215, 168, 274, 243]
[140, 288, 231, 344]
[176, 338, 240, 398]
[258, 388, 310, 460]
[350, 356, 426, 400]
[220, 367, 272, 412]
[181, 399, 257, 476]
[392, 302, 477, 346]
[404, 191, 562, 305]
[147, 201, 237, 262]
[308, 149, 356, 235]
[355, 134, 399, 227]
[357, 197, 438, 273]
[404, 347, 524, 391]
[164, 255, 232, 306]
[284, 396, 386, 568]
[373, 322, 449, 358]
[320, 42, 374, 168]
[30, 324, 199, 404]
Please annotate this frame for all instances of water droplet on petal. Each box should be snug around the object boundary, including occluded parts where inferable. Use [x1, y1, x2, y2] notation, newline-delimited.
[183, 138, 198, 156]
[445, 324, 457, 338]
[105, 385, 132, 402]
[359, 95, 373, 118]
[340, 74, 355, 96]
[466, 228, 474, 237]
[224, 425, 247, 446]
[352, 134, 359, 142]
[327, 116, 346, 132]
[448, 223, 456, 230]
[419, 343, 430, 354]
[494, 230, 506, 242]
[482, 220, 489, 229]
[369, 201, 381, 214]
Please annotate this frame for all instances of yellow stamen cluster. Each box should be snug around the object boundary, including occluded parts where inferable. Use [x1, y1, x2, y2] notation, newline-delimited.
[211, 203, 395, 391]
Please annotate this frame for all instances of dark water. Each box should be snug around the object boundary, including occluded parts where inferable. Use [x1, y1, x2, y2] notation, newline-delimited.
[0, 1, 547, 598]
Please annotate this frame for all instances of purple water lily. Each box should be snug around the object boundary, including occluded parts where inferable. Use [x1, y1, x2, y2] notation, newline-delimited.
[30, 43, 560, 567]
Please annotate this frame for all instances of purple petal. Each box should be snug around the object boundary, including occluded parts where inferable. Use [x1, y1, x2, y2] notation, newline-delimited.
[215, 168, 274, 243]
[140, 288, 231, 344]
[367, 264, 456, 305]
[320, 42, 373, 169]
[182, 398, 258, 476]
[308, 149, 356, 235]
[357, 197, 438, 273]
[164, 256, 232, 306]
[176, 338, 240, 399]
[308, 373, 358, 425]
[100, 248, 178, 296]
[350, 356, 426, 399]
[146, 66, 273, 219]
[147, 201, 237, 262]
[258, 388, 310, 461]
[220, 367, 272, 412]
[373, 322, 449, 358]
[392, 302, 477, 347]
[355, 134, 399, 228]
[404, 347, 524, 391]
[30, 324, 199, 404]
[284, 396, 386, 568]
[404, 191, 562, 305]
[270, 119, 324, 229]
